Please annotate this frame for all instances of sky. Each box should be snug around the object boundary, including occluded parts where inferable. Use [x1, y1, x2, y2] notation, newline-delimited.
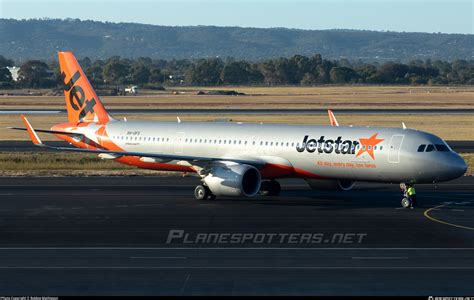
[1, 0, 472, 34]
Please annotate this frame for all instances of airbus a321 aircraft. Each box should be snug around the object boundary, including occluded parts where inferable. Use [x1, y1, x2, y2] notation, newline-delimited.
[13, 52, 467, 204]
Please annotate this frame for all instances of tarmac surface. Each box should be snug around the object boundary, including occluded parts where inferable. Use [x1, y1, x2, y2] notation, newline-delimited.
[1, 108, 474, 115]
[0, 176, 472, 295]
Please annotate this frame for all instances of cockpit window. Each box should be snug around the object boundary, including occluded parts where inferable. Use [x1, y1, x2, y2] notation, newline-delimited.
[435, 144, 450, 152]
[426, 144, 435, 152]
[417, 144, 426, 152]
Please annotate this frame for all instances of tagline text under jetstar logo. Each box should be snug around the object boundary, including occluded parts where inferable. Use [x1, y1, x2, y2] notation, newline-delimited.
[296, 133, 384, 160]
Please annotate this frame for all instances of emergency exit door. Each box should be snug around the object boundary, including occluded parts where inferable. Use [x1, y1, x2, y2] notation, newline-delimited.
[388, 134, 404, 163]
[174, 132, 185, 154]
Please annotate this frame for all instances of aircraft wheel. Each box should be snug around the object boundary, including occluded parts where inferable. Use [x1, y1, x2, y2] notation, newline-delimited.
[260, 180, 281, 196]
[401, 197, 411, 208]
[194, 185, 209, 200]
[269, 180, 281, 196]
[259, 181, 270, 196]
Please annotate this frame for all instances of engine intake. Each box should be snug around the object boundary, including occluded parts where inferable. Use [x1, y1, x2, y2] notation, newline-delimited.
[204, 164, 261, 197]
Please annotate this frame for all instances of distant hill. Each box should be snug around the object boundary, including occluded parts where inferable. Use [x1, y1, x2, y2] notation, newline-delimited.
[1, 18, 472, 62]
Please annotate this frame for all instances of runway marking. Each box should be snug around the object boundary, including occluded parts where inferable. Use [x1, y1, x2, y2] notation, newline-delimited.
[0, 193, 187, 197]
[0, 184, 193, 186]
[180, 274, 191, 295]
[130, 256, 187, 259]
[424, 203, 474, 231]
[352, 257, 408, 260]
[423, 196, 472, 201]
[0, 266, 472, 270]
[0, 247, 472, 250]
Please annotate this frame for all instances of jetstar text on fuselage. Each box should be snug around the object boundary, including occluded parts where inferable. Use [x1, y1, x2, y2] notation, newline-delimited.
[296, 135, 360, 154]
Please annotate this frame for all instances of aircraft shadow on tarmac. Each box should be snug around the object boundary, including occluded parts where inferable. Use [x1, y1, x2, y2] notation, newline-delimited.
[205, 188, 439, 210]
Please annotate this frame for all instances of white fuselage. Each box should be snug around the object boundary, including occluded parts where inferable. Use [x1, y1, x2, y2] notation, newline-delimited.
[78, 120, 467, 184]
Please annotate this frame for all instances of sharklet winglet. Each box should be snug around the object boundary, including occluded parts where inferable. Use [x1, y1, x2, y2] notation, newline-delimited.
[21, 115, 44, 146]
[328, 109, 339, 126]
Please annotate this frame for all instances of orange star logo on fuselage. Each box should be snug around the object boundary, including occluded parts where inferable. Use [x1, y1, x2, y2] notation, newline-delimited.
[356, 133, 384, 160]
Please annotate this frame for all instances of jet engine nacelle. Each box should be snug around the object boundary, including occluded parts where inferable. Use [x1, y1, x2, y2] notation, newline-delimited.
[306, 179, 355, 191]
[204, 164, 261, 197]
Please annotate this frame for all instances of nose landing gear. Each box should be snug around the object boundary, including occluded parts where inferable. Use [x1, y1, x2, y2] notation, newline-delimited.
[400, 182, 417, 208]
[401, 197, 411, 208]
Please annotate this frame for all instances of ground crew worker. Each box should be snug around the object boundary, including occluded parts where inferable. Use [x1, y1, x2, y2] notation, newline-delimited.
[406, 184, 417, 208]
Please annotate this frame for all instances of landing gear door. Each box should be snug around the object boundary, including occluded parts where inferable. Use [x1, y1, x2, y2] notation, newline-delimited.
[388, 134, 404, 163]
[174, 132, 185, 154]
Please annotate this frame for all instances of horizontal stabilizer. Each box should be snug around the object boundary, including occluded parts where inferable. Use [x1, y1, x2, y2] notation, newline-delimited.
[7, 126, 84, 137]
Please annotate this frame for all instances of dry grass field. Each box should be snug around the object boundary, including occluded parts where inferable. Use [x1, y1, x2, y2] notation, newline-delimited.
[1, 86, 473, 110]
[1, 113, 472, 141]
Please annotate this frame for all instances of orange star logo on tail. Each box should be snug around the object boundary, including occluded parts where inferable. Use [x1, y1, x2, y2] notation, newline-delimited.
[356, 133, 384, 160]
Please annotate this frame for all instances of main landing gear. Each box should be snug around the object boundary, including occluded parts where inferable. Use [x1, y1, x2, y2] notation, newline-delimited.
[194, 184, 216, 200]
[260, 180, 281, 196]
[193, 180, 282, 200]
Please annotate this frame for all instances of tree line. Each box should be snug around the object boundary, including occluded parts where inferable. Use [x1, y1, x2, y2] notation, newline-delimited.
[0, 54, 472, 89]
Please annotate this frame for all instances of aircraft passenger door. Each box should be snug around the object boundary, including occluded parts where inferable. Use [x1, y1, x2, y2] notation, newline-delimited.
[174, 132, 185, 154]
[388, 134, 404, 163]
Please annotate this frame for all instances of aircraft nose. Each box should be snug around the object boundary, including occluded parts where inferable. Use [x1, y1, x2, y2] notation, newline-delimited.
[445, 154, 468, 180]
[456, 156, 468, 176]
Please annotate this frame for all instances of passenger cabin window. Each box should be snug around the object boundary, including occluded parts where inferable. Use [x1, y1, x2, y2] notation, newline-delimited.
[426, 144, 435, 152]
[435, 144, 450, 152]
[417, 144, 426, 152]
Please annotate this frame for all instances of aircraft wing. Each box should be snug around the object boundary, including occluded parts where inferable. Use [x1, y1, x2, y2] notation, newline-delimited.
[19, 115, 265, 168]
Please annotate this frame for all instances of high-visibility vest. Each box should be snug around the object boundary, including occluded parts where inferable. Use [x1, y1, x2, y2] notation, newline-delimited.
[407, 187, 416, 196]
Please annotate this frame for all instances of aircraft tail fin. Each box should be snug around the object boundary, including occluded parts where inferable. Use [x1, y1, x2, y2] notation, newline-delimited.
[58, 51, 112, 124]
